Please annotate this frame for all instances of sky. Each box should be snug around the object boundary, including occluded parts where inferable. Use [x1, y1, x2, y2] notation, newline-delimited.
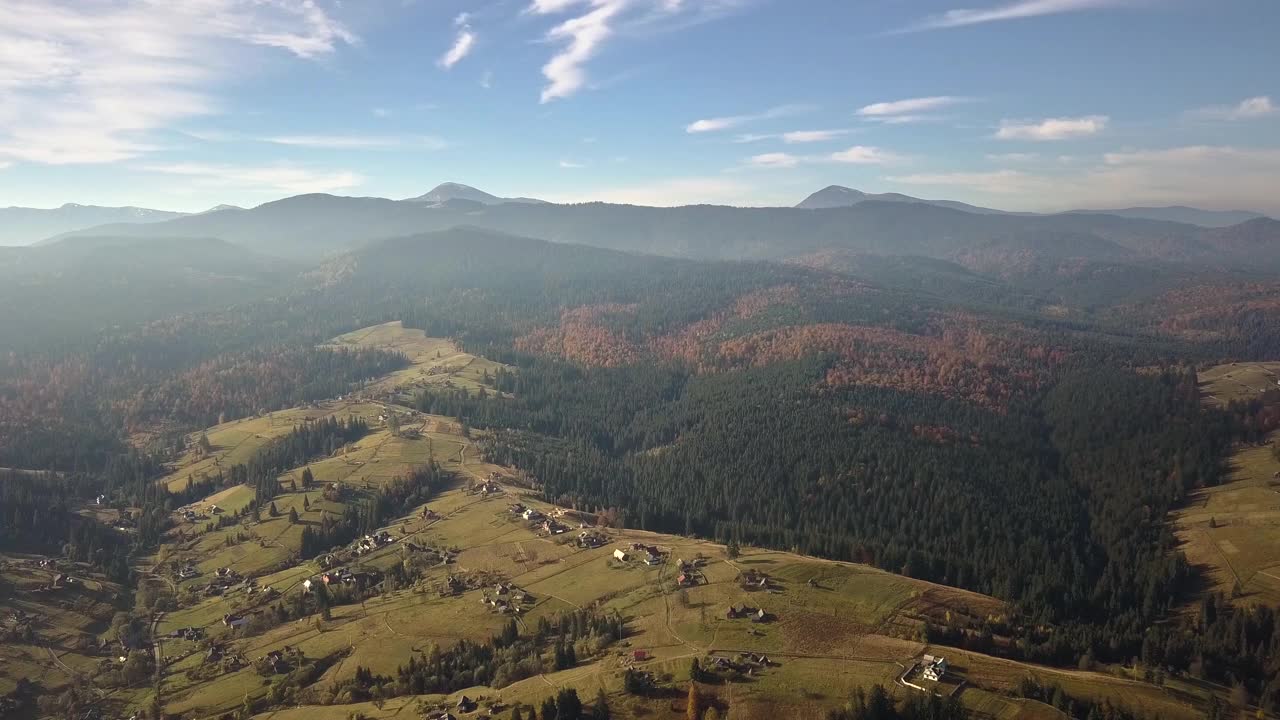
[0, 0, 1278, 214]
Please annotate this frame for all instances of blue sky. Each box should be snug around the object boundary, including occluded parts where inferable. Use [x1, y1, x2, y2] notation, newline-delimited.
[1, 0, 1278, 213]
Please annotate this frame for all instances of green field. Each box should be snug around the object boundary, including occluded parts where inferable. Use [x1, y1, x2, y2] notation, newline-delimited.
[322, 321, 509, 396]
[1199, 362, 1280, 407]
[1182, 363, 1280, 604]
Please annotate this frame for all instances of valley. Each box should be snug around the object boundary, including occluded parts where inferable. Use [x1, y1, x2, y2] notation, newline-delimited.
[3, 325, 1232, 720]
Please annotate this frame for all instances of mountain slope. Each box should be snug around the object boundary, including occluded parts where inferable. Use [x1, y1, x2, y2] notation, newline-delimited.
[1, 203, 187, 246]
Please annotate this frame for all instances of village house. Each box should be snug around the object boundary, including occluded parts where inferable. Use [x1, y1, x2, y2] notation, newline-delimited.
[177, 565, 199, 580]
[521, 507, 544, 522]
[921, 655, 948, 681]
[222, 613, 248, 628]
[613, 549, 629, 562]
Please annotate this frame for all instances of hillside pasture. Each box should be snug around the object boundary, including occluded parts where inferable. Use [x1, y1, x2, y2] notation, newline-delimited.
[1199, 362, 1280, 407]
[322, 321, 508, 396]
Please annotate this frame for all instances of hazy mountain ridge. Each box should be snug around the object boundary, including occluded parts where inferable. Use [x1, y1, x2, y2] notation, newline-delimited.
[48, 190, 1280, 283]
[1, 203, 187, 245]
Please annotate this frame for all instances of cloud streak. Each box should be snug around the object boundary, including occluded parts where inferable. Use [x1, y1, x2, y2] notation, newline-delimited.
[995, 115, 1108, 140]
[263, 135, 447, 150]
[686, 104, 812, 133]
[856, 96, 966, 118]
[898, 0, 1139, 33]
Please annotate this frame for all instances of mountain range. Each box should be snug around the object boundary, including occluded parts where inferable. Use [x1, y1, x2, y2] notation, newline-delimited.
[39, 183, 1277, 275]
[7, 183, 1272, 251]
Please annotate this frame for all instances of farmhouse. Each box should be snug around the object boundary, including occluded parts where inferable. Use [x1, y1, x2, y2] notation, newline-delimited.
[222, 613, 248, 628]
[614, 549, 629, 562]
[522, 507, 544, 521]
[177, 565, 199, 579]
[921, 654, 948, 681]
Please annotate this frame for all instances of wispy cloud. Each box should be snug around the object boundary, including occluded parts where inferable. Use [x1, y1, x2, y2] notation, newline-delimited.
[985, 152, 1040, 162]
[897, 0, 1138, 33]
[686, 104, 812, 133]
[0, 0, 356, 166]
[995, 115, 1108, 141]
[855, 96, 969, 124]
[784, 129, 852, 143]
[747, 152, 801, 168]
[439, 13, 476, 69]
[532, 0, 754, 103]
[1191, 96, 1276, 121]
[745, 145, 902, 168]
[480, 70, 494, 89]
[263, 135, 448, 150]
[141, 162, 364, 195]
[559, 159, 586, 168]
[733, 128, 853, 144]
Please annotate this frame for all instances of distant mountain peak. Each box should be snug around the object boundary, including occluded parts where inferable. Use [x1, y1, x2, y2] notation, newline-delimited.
[407, 183, 547, 206]
[795, 186, 1012, 216]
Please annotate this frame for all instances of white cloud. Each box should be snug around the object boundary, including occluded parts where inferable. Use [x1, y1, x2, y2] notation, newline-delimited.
[141, 162, 364, 195]
[263, 135, 448, 150]
[536, 0, 626, 103]
[686, 104, 812, 133]
[782, 129, 852, 144]
[559, 159, 586, 168]
[899, 0, 1138, 32]
[830, 145, 900, 165]
[743, 145, 901, 169]
[372, 107, 391, 118]
[541, 176, 764, 206]
[480, 70, 494, 89]
[995, 115, 1108, 141]
[1192, 96, 1276, 121]
[985, 152, 1040, 162]
[0, 0, 355, 166]
[856, 96, 966, 118]
[748, 152, 800, 168]
[533, 0, 754, 103]
[439, 13, 476, 69]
